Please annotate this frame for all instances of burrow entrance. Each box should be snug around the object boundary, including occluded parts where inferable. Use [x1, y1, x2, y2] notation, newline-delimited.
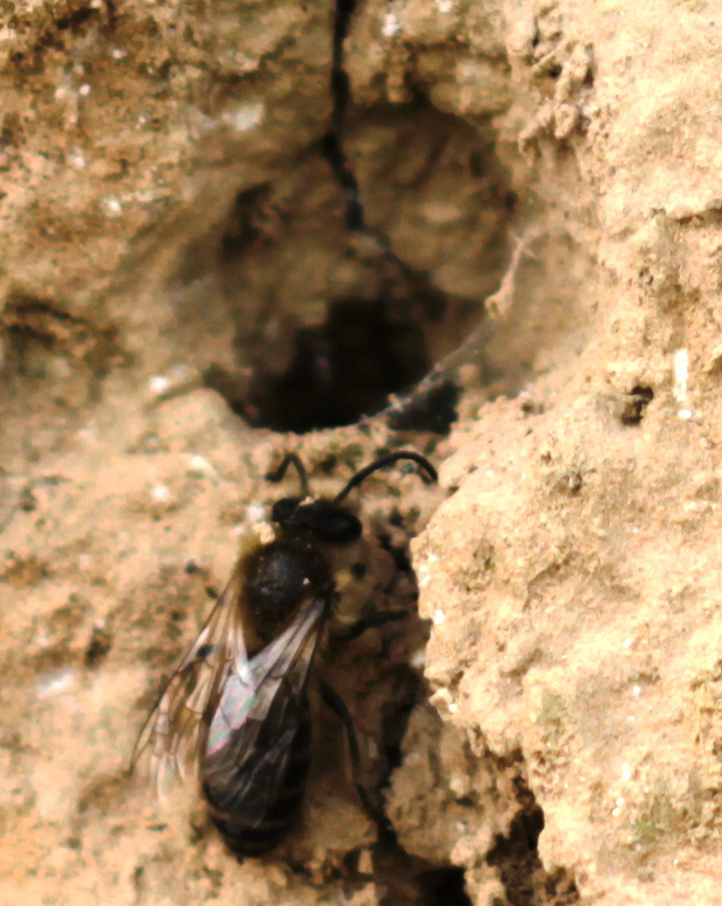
[170, 101, 522, 435]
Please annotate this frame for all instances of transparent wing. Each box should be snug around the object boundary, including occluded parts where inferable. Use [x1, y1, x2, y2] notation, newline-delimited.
[202, 595, 326, 827]
[129, 565, 245, 795]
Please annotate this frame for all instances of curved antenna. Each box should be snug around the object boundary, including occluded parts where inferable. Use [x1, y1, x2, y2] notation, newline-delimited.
[335, 451, 437, 504]
[265, 453, 310, 498]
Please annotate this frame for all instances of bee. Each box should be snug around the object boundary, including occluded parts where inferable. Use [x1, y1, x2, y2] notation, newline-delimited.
[130, 450, 437, 856]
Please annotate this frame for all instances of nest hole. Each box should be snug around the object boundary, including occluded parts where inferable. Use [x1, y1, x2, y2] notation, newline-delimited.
[177, 102, 519, 435]
[486, 776, 580, 906]
[210, 295, 433, 433]
[414, 865, 473, 906]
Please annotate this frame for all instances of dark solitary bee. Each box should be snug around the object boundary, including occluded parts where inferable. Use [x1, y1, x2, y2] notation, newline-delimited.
[131, 450, 437, 855]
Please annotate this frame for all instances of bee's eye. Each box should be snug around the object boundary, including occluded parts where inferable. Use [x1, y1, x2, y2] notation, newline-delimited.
[293, 501, 362, 544]
[271, 497, 302, 525]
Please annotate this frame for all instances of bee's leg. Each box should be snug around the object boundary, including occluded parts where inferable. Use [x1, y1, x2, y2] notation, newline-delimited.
[318, 681, 394, 837]
[333, 610, 408, 641]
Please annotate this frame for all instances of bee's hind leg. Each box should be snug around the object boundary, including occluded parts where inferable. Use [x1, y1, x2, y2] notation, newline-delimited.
[318, 681, 395, 839]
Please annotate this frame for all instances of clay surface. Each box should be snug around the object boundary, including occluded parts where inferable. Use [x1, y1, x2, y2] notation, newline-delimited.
[1, 1, 722, 904]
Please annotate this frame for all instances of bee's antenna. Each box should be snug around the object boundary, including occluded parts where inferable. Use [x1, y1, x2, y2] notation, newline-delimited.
[335, 451, 437, 503]
[266, 453, 310, 498]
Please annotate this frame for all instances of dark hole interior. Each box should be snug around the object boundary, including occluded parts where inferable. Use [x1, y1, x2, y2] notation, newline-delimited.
[415, 866, 473, 906]
[205, 295, 451, 434]
[373, 835, 474, 906]
[486, 775, 580, 906]
[619, 385, 655, 426]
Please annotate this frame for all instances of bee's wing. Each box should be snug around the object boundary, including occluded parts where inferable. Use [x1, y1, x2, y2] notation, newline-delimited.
[202, 594, 326, 826]
[130, 566, 246, 794]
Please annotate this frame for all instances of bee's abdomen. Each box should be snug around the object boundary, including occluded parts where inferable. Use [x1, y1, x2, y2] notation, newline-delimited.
[203, 708, 313, 856]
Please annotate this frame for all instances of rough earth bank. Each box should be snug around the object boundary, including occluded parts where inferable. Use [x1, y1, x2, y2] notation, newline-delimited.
[1, 1, 721, 905]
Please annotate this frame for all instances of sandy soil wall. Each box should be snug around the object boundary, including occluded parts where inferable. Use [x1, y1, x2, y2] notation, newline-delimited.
[1, 1, 721, 904]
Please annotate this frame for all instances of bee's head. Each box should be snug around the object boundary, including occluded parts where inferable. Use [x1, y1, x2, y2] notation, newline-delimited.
[267, 449, 437, 546]
[271, 497, 362, 545]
